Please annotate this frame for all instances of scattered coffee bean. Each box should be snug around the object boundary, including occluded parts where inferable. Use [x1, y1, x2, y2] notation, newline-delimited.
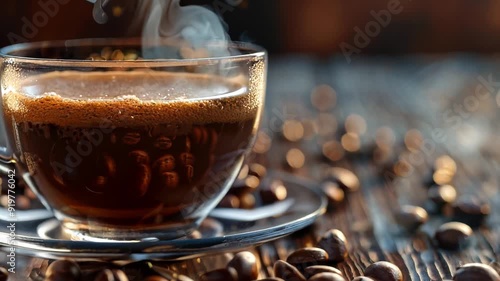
[316, 229, 348, 263]
[395, 205, 428, 231]
[351, 277, 375, 281]
[282, 120, 305, 142]
[111, 49, 125, 61]
[123, 50, 139, 61]
[432, 169, 454, 185]
[273, 260, 306, 281]
[341, 133, 361, 153]
[364, 261, 403, 281]
[311, 84, 336, 112]
[217, 194, 240, 208]
[239, 192, 256, 209]
[322, 140, 345, 162]
[253, 131, 272, 154]
[233, 175, 260, 193]
[227, 251, 259, 281]
[94, 269, 129, 281]
[404, 129, 423, 152]
[304, 265, 343, 279]
[45, 259, 81, 280]
[450, 195, 490, 227]
[428, 185, 457, 207]
[309, 272, 346, 281]
[101, 47, 113, 60]
[453, 263, 500, 281]
[434, 222, 473, 250]
[248, 163, 267, 179]
[375, 127, 396, 149]
[285, 148, 306, 170]
[434, 155, 457, 175]
[286, 247, 329, 267]
[199, 268, 237, 281]
[260, 179, 287, 204]
[0, 267, 8, 281]
[16, 195, 31, 210]
[345, 114, 367, 136]
[326, 168, 359, 192]
[321, 181, 345, 207]
[180, 152, 195, 166]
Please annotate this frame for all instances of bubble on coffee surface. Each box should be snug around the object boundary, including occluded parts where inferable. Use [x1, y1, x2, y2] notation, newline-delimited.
[3, 71, 261, 127]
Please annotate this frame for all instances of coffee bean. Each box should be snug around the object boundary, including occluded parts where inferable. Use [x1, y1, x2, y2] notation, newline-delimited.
[322, 140, 345, 162]
[160, 171, 179, 189]
[345, 114, 367, 136]
[191, 127, 209, 144]
[238, 165, 249, 180]
[154, 136, 173, 150]
[432, 169, 454, 185]
[341, 133, 361, 153]
[217, 194, 240, 208]
[375, 126, 396, 149]
[153, 155, 176, 173]
[316, 229, 348, 263]
[286, 247, 329, 266]
[450, 195, 490, 227]
[428, 185, 457, 206]
[0, 267, 8, 281]
[180, 152, 195, 166]
[122, 132, 141, 145]
[326, 168, 359, 192]
[311, 84, 336, 112]
[285, 148, 305, 170]
[434, 222, 473, 250]
[351, 277, 375, 281]
[111, 49, 125, 60]
[16, 195, 31, 210]
[233, 175, 260, 193]
[248, 163, 267, 179]
[239, 192, 256, 209]
[273, 260, 306, 281]
[321, 182, 345, 207]
[304, 265, 343, 279]
[282, 120, 304, 142]
[364, 261, 403, 281]
[95, 269, 129, 281]
[199, 268, 237, 281]
[101, 47, 113, 60]
[45, 259, 81, 280]
[453, 263, 500, 281]
[260, 179, 287, 204]
[309, 272, 346, 281]
[129, 150, 150, 164]
[395, 205, 428, 231]
[434, 155, 457, 174]
[227, 251, 259, 281]
[124, 50, 138, 61]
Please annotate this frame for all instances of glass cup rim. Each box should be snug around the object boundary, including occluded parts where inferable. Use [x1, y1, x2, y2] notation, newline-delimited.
[0, 37, 266, 67]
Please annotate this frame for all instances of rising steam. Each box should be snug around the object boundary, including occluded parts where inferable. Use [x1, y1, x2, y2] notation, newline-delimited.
[91, 0, 232, 58]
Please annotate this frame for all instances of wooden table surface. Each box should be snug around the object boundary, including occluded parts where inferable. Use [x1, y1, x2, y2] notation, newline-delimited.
[2, 55, 500, 281]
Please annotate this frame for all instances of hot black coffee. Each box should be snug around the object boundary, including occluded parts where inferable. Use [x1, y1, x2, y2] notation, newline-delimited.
[2, 71, 261, 228]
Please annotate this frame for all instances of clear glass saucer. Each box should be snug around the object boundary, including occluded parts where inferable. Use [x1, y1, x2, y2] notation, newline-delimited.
[0, 171, 326, 261]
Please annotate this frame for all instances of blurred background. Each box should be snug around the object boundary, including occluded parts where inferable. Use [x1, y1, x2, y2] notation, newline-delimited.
[2, 0, 500, 55]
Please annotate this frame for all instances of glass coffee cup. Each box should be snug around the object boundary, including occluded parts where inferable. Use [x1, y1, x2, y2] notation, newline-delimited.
[0, 38, 266, 240]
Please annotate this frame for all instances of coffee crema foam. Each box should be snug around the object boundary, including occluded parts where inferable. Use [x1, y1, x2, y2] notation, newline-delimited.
[3, 71, 263, 127]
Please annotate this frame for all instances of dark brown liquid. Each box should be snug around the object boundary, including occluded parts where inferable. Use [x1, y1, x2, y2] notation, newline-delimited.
[3, 71, 261, 227]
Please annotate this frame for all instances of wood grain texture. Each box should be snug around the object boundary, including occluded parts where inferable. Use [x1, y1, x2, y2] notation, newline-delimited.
[3, 56, 500, 281]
